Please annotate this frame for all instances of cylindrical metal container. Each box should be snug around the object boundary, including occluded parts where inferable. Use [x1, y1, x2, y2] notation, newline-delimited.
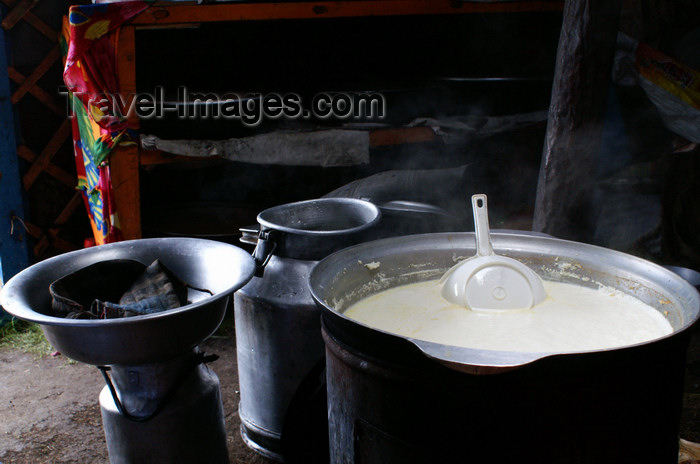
[234, 198, 381, 462]
[309, 232, 700, 464]
[100, 350, 228, 464]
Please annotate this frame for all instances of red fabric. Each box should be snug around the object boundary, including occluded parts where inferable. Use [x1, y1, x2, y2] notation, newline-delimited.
[62, 2, 150, 244]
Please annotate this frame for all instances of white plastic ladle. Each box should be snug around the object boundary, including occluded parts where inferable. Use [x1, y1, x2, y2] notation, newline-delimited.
[440, 194, 546, 311]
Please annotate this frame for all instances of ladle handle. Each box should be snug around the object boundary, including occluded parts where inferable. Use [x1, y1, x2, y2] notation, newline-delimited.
[472, 194, 494, 257]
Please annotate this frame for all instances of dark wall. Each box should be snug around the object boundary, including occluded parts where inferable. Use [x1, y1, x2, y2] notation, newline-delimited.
[136, 11, 562, 234]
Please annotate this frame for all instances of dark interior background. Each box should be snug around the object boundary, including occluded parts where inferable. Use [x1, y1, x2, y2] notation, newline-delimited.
[135, 12, 562, 235]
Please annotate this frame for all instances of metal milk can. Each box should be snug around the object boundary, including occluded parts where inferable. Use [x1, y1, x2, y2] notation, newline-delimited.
[233, 198, 380, 463]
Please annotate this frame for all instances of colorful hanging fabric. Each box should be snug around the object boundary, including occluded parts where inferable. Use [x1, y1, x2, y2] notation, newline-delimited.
[61, 2, 151, 245]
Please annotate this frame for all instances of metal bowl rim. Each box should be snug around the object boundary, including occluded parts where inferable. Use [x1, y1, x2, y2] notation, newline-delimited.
[309, 231, 700, 367]
[257, 198, 381, 236]
[0, 237, 256, 327]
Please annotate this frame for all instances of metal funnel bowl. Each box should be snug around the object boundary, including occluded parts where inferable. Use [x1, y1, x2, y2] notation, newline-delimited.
[0, 238, 255, 366]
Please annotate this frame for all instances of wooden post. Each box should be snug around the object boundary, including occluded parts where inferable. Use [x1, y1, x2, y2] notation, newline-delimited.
[533, 0, 622, 241]
[132, 0, 564, 25]
[111, 25, 141, 240]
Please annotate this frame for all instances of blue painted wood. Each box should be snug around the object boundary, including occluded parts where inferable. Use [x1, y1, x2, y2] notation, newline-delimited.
[0, 18, 31, 323]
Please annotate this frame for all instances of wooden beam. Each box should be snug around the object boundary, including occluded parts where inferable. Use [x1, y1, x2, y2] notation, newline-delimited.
[21, 118, 71, 190]
[7, 66, 63, 115]
[111, 25, 141, 240]
[0, 0, 58, 42]
[533, 0, 622, 240]
[369, 127, 435, 147]
[109, 143, 140, 240]
[23, 190, 82, 257]
[10, 43, 60, 104]
[52, 191, 83, 231]
[0, 0, 39, 31]
[24, 217, 80, 257]
[132, 0, 564, 26]
[16, 144, 76, 188]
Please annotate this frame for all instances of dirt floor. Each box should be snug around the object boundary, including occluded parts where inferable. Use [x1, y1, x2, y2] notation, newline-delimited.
[0, 327, 273, 464]
[1, 321, 700, 464]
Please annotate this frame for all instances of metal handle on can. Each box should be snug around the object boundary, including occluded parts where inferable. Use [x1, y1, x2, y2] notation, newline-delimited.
[239, 225, 260, 246]
[252, 228, 278, 277]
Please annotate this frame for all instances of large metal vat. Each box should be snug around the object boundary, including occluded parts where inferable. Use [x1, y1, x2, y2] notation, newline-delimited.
[309, 232, 700, 464]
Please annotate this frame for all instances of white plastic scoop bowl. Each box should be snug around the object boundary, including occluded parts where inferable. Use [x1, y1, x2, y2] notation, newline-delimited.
[440, 194, 546, 311]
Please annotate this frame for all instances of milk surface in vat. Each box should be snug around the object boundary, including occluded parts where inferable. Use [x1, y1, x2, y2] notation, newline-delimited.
[343, 280, 673, 353]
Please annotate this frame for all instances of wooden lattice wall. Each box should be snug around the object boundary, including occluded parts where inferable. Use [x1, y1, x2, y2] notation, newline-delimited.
[2, 0, 90, 262]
